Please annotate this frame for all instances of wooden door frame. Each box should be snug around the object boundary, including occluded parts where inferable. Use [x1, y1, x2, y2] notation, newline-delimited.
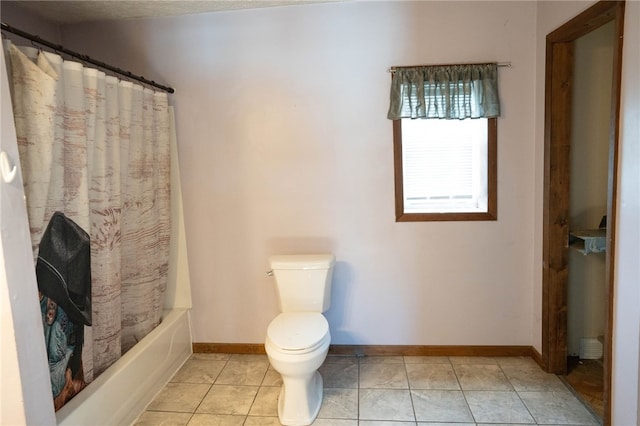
[542, 1, 625, 424]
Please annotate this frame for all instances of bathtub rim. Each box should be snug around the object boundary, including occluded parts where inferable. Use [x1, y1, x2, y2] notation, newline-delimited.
[55, 308, 192, 426]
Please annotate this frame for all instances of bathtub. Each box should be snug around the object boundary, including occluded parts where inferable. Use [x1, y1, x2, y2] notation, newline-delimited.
[54, 108, 192, 426]
[55, 308, 192, 426]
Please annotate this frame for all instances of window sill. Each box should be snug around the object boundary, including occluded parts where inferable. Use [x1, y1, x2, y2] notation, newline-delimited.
[396, 211, 497, 222]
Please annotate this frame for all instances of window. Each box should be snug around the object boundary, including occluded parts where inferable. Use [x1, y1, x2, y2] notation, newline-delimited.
[387, 63, 500, 222]
[393, 117, 497, 221]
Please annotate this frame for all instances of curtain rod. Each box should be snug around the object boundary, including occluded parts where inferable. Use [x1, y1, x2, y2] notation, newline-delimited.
[1, 22, 175, 94]
[388, 62, 512, 73]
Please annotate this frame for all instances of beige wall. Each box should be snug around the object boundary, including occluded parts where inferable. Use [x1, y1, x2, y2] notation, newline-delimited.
[3, 1, 639, 423]
[61, 1, 538, 346]
[611, 2, 640, 423]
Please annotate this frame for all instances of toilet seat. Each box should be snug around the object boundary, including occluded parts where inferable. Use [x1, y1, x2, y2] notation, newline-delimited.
[267, 312, 329, 354]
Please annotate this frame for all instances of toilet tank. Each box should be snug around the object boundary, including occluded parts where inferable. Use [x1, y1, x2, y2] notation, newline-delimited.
[269, 254, 335, 313]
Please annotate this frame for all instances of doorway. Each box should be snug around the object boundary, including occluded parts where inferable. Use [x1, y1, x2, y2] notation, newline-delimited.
[541, 1, 625, 425]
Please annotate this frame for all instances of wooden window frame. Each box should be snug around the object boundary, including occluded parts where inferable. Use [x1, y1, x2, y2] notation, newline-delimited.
[393, 117, 497, 222]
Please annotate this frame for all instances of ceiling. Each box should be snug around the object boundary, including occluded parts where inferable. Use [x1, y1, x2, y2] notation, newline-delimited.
[5, 0, 335, 25]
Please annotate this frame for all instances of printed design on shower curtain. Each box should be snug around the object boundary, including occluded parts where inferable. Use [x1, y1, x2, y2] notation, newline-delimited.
[5, 42, 171, 410]
[37, 212, 92, 410]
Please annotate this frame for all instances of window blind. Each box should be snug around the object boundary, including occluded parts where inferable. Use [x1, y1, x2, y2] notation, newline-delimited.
[401, 118, 488, 213]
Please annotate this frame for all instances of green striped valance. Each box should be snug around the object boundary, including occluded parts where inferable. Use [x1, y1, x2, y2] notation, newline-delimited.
[387, 63, 500, 120]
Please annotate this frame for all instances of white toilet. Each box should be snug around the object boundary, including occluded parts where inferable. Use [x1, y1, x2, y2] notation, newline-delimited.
[265, 254, 335, 426]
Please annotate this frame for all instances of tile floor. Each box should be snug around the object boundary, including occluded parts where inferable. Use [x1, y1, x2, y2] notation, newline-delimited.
[134, 353, 601, 426]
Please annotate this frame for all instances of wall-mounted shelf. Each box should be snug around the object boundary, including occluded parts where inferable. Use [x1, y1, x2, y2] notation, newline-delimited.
[570, 229, 606, 255]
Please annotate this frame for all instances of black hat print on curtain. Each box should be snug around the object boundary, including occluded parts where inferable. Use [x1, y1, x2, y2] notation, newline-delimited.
[36, 211, 91, 410]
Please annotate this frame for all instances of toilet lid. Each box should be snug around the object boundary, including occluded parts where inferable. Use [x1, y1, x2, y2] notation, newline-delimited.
[267, 313, 329, 352]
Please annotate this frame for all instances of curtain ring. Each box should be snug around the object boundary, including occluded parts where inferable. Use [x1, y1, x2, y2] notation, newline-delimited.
[30, 39, 42, 53]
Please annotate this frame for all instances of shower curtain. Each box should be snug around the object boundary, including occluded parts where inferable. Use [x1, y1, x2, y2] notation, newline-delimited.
[5, 42, 171, 391]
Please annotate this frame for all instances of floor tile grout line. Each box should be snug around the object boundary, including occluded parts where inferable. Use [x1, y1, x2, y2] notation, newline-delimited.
[242, 355, 271, 419]
[454, 357, 478, 425]
[189, 354, 231, 419]
[403, 357, 418, 423]
[497, 357, 541, 425]
[356, 357, 360, 421]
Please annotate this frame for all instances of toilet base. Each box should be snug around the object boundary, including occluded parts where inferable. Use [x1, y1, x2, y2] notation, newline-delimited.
[277, 370, 324, 426]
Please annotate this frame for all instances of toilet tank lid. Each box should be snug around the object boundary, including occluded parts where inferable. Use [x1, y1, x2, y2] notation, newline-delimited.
[269, 254, 335, 270]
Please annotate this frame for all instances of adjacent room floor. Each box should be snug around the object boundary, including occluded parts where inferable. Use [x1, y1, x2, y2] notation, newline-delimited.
[134, 353, 601, 426]
[565, 357, 605, 419]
